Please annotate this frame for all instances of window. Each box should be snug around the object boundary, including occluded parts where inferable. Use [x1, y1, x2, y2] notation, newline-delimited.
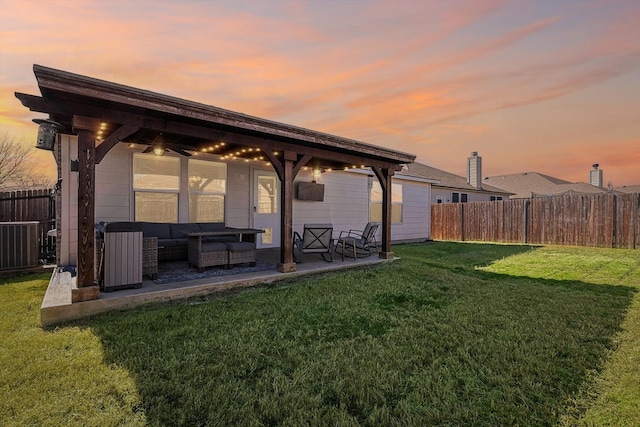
[133, 154, 180, 222]
[133, 154, 227, 223]
[490, 196, 503, 201]
[436, 196, 444, 204]
[452, 192, 468, 203]
[188, 159, 226, 222]
[370, 181, 403, 223]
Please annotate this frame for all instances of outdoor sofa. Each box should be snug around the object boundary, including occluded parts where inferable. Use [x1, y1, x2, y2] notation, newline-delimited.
[139, 222, 237, 262]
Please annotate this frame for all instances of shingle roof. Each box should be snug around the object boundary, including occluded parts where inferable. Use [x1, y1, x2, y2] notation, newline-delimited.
[401, 162, 512, 195]
[614, 185, 640, 194]
[483, 172, 608, 198]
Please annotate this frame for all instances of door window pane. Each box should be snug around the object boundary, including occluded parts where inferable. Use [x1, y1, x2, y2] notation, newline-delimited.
[258, 175, 277, 214]
[261, 227, 273, 245]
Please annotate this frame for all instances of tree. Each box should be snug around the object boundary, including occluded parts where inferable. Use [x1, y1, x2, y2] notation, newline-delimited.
[0, 132, 54, 190]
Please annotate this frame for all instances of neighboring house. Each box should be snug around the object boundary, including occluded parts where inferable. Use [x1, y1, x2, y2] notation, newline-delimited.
[483, 164, 612, 199]
[401, 153, 512, 204]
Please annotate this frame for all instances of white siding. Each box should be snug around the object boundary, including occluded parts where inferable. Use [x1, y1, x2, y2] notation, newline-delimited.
[60, 135, 77, 265]
[293, 170, 370, 238]
[225, 162, 251, 228]
[96, 144, 132, 222]
[432, 186, 504, 204]
[392, 177, 430, 242]
[294, 171, 431, 243]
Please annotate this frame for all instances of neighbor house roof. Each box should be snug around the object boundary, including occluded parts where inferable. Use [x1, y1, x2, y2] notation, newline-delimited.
[614, 185, 640, 194]
[401, 162, 513, 195]
[483, 172, 609, 199]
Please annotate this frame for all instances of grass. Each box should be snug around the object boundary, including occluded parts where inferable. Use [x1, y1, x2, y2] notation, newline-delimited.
[1, 242, 638, 426]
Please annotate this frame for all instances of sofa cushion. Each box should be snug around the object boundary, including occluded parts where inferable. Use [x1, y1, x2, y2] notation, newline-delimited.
[201, 242, 228, 252]
[142, 222, 171, 239]
[170, 223, 200, 239]
[158, 239, 178, 247]
[198, 222, 226, 232]
[225, 241, 255, 252]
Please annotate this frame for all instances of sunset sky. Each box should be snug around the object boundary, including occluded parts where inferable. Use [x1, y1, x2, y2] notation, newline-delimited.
[1, 0, 639, 186]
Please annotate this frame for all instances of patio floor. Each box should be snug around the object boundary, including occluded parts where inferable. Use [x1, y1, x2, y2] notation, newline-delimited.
[41, 249, 396, 327]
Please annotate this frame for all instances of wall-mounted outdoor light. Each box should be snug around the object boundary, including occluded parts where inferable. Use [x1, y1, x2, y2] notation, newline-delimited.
[33, 118, 62, 151]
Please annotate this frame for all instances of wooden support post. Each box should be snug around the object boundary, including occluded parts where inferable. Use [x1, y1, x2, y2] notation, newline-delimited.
[72, 128, 99, 302]
[277, 150, 298, 272]
[373, 167, 394, 259]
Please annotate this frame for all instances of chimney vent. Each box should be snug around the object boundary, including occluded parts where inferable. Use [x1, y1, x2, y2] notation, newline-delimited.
[467, 151, 482, 189]
[589, 164, 603, 187]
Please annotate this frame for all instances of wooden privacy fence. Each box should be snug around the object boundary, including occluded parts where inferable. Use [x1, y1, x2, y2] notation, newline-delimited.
[431, 193, 640, 249]
[0, 189, 56, 259]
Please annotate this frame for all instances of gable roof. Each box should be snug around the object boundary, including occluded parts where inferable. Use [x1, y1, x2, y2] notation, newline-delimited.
[483, 171, 608, 198]
[401, 162, 512, 195]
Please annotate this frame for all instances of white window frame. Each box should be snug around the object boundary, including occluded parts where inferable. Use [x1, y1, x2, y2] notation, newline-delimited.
[132, 154, 181, 222]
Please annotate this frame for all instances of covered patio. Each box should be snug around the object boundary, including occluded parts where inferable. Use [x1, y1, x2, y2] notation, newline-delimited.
[16, 65, 415, 324]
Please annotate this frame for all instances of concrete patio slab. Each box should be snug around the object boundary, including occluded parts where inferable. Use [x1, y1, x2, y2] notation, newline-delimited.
[41, 250, 396, 327]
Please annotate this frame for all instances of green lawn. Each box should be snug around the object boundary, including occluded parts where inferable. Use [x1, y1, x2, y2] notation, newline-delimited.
[1, 243, 638, 426]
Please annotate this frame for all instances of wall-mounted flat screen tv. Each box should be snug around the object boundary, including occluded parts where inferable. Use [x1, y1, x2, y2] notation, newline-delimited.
[296, 182, 325, 202]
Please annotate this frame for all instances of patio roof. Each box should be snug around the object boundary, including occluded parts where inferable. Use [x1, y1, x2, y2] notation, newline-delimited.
[17, 65, 414, 171]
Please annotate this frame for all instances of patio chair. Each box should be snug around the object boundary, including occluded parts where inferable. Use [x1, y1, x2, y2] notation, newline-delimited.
[293, 224, 334, 263]
[336, 222, 380, 261]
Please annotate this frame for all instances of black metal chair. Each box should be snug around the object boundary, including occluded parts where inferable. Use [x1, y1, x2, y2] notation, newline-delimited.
[293, 224, 334, 262]
[336, 222, 380, 261]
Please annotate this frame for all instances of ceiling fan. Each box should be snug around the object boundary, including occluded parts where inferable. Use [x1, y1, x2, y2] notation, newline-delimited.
[139, 133, 193, 157]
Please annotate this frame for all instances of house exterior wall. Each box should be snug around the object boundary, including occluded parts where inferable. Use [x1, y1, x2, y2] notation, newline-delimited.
[393, 177, 431, 242]
[226, 162, 253, 228]
[60, 135, 77, 266]
[293, 171, 431, 243]
[432, 186, 504, 204]
[58, 138, 430, 265]
[293, 170, 369, 238]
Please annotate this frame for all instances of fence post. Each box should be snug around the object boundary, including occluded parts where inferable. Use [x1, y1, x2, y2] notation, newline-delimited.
[611, 194, 618, 248]
[524, 200, 530, 244]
